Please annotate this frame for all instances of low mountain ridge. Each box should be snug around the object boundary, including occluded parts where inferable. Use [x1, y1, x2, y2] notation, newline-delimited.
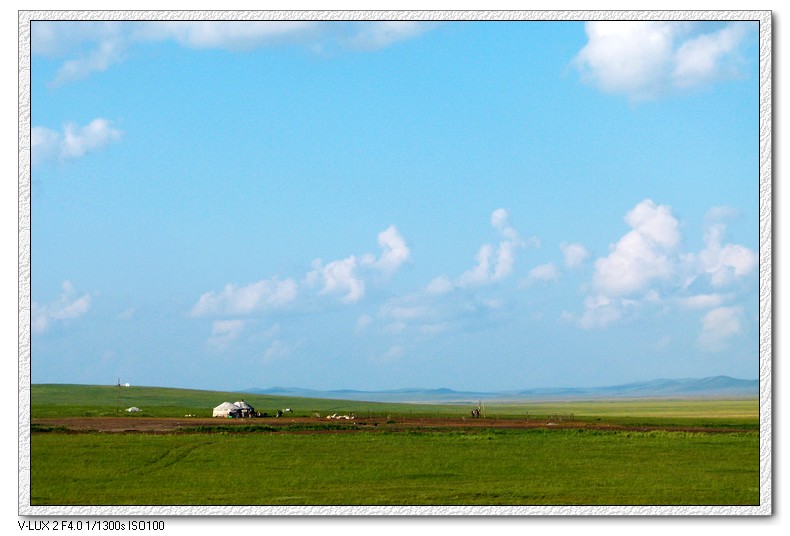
[244, 376, 758, 403]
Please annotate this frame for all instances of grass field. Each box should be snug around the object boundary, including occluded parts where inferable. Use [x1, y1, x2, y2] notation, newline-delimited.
[29, 383, 759, 428]
[27, 384, 762, 507]
[30, 428, 759, 506]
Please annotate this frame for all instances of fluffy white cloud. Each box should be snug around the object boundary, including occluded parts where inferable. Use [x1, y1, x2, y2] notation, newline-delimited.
[459, 209, 533, 287]
[309, 256, 365, 304]
[307, 225, 410, 304]
[32, 118, 123, 165]
[366, 225, 411, 276]
[32, 281, 91, 334]
[696, 221, 758, 287]
[673, 24, 749, 88]
[458, 244, 495, 287]
[592, 199, 679, 297]
[191, 277, 298, 317]
[574, 21, 752, 100]
[579, 200, 755, 332]
[561, 242, 590, 268]
[698, 306, 744, 352]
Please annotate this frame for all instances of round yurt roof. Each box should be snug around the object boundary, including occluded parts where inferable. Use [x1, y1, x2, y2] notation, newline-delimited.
[234, 400, 252, 409]
[214, 401, 237, 411]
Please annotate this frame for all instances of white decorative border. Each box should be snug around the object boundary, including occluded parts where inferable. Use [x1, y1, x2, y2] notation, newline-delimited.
[18, 10, 772, 517]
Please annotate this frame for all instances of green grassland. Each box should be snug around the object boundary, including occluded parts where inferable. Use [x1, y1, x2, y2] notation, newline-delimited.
[30, 428, 758, 506]
[29, 383, 469, 419]
[30, 383, 759, 429]
[28, 384, 761, 506]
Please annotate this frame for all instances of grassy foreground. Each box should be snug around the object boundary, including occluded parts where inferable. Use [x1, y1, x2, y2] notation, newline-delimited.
[31, 428, 758, 506]
[28, 384, 761, 506]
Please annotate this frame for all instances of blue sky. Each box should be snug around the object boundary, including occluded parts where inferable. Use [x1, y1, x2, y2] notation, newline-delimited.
[28, 19, 761, 392]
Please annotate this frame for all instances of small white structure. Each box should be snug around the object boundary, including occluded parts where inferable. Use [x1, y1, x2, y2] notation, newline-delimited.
[126, 407, 141, 413]
[213, 401, 239, 417]
[213, 400, 257, 418]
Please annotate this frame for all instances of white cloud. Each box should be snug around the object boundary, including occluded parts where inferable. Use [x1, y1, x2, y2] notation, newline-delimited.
[32, 118, 123, 165]
[32, 281, 91, 334]
[698, 306, 744, 352]
[561, 242, 590, 268]
[425, 276, 454, 295]
[379, 294, 434, 323]
[146, 21, 319, 50]
[696, 221, 757, 287]
[574, 21, 752, 100]
[677, 293, 726, 310]
[459, 209, 532, 287]
[52, 38, 128, 87]
[524, 263, 560, 285]
[346, 21, 434, 50]
[578, 200, 756, 333]
[458, 244, 495, 287]
[207, 319, 247, 350]
[673, 24, 749, 88]
[308, 225, 410, 304]
[579, 295, 623, 330]
[191, 277, 298, 317]
[378, 280, 504, 338]
[309, 256, 365, 304]
[367, 225, 411, 276]
[32, 22, 131, 85]
[592, 199, 679, 297]
[491, 208, 510, 230]
[30, 126, 61, 164]
[34, 21, 434, 86]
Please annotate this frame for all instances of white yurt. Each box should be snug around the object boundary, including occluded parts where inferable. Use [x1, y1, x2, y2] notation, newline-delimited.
[234, 400, 252, 410]
[213, 401, 239, 417]
[234, 400, 255, 417]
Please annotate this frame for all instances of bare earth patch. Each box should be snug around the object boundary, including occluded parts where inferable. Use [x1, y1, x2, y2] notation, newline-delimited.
[31, 416, 744, 434]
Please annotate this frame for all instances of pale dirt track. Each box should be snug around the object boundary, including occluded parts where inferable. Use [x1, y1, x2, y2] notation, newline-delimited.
[31, 416, 746, 434]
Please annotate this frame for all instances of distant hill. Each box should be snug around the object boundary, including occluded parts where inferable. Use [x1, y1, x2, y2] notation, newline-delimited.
[244, 376, 758, 403]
